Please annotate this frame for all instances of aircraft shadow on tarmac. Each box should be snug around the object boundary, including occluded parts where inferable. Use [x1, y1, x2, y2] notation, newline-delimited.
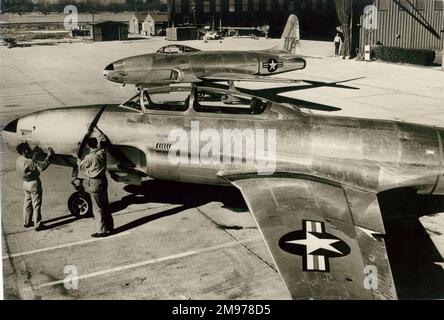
[113, 182, 444, 299]
[109, 179, 248, 233]
[112, 179, 247, 212]
[43, 181, 443, 299]
[103, 179, 444, 299]
[378, 188, 444, 299]
[205, 77, 363, 112]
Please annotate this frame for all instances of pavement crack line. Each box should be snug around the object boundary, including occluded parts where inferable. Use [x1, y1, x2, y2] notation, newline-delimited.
[2, 221, 19, 276]
[11, 234, 36, 299]
[194, 206, 278, 273]
[9, 59, 67, 107]
[111, 203, 176, 218]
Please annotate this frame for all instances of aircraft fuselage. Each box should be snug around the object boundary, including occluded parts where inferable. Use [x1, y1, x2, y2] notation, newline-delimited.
[3, 100, 444, 197]
[103, 51, 306, 85]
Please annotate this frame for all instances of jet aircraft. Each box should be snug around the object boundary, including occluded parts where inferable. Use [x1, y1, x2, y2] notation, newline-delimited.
[3, 85, 444, 299]
[102, 15, 306, 87]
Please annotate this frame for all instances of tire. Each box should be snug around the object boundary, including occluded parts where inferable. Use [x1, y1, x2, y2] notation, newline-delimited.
[68, 191, 92, 217]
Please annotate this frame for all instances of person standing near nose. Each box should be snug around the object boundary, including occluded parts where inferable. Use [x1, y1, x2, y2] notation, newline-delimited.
[16, 143, 54, 231]
[77, 136, 114, 238]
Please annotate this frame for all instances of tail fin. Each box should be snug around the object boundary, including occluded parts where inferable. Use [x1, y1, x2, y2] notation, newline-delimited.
[277, 14, 300, 54]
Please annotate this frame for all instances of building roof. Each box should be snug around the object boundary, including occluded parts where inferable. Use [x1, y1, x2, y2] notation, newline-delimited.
[149, 12, 168, 23]
[0, 12, 133, 24]
[132, 12, 149, 22]
[131, 11, 168, 23]
[90, 20, 129, 26]
[92, 12, 133, 22]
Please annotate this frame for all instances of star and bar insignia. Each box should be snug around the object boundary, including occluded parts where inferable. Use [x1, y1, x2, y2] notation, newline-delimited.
[279, 220, 350, 272]
[262, 58, 283, 72]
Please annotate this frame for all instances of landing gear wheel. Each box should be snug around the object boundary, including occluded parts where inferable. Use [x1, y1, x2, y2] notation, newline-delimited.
[68, 191, 92, 217]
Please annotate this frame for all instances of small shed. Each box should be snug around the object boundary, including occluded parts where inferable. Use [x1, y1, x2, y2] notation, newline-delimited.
[129, 12, 168, 36]
[166, 27, 199, 41]
[129, 12, 148, 34]
[147, 12, 168, 36]
[90, 21, 128, 42]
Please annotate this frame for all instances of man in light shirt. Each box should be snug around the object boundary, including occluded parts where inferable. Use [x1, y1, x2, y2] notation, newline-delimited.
[334, 33, 342, 56]
[77, 136, 114, 238]
[15, 143, 54, 231]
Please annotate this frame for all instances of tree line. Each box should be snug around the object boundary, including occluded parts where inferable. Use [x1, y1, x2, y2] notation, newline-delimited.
[1, 0, 167, 15]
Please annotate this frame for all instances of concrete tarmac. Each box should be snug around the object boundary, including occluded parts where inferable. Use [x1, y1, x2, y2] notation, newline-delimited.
[1, 37, 443, 299]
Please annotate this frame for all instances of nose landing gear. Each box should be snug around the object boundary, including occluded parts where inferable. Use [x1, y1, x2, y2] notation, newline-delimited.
[68, 178, 92, 217]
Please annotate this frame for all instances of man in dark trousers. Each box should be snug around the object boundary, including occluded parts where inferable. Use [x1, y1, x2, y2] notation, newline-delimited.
[16, 143, 54, 231]
[334, 33, 342, 56]
[77, 136, 114, 237]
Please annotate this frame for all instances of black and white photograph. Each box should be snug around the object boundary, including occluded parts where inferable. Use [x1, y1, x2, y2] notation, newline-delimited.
[1, 0, 444, 304]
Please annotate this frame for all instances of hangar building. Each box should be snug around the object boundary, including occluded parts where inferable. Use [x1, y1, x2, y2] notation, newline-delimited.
[166, 0, 339, 39]
[356, 0, 444, 51]
[167, 0, 443, 54]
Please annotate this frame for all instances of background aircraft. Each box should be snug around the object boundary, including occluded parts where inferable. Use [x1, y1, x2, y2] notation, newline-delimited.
[102, 15, 306, 87]
[3, 86, 444, 299]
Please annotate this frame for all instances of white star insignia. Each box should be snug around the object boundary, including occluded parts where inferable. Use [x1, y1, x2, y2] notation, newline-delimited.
[286, 231, 341, 255]
[268, 60, 277, 71]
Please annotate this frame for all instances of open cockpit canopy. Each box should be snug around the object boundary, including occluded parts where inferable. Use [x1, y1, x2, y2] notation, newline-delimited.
[119, 86, 303, 119]
[156, 44, 200, 54]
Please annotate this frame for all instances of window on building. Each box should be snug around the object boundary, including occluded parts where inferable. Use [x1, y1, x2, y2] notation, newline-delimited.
[204, 0, 210, 12]
[300, 1, 306, 10]
[242, 0, 248, 11]
[378, 0, 390, 11]
[311, 0, 317, 10]
[175, 0, 181, 13]
[215, 0, 221, 12]
[289, 0, 295, 11]
[415, 0, 425, 10]
[321, 0, 327, 10]
[398, 0, 409, 10]
[229, 0, 235, 12]
[435, 0, 443, 11]
[278, 0, 284, 10]
[253, 0, 259, 11]
[311, 0, 318, 11]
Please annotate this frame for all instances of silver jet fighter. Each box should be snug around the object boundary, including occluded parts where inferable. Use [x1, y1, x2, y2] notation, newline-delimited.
[3, 86, 444, 299]
[103, 15, 306, 87]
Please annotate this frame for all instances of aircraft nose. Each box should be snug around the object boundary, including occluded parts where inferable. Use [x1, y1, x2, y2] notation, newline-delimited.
[2, 117, 20, 150]
[105, 63, 114, 71]
[3, 118, 18, 134]
[103, 63, 114, 78]
[103, 62, 124, 83]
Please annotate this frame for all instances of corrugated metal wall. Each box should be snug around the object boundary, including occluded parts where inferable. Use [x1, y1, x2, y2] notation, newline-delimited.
[359, 0, 444, 50]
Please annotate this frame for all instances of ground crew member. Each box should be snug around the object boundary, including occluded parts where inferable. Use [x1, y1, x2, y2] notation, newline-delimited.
[16, 143, 54, 231]
[77, 136, 114, 238]
[334, 33, 342, 56]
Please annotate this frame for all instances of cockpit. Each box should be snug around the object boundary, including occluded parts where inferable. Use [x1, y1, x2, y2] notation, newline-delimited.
[192, 89, 270, 115]
[118, 86, 302, 119]
[156, 44, 200, 54]
[120, 87, 190, 112]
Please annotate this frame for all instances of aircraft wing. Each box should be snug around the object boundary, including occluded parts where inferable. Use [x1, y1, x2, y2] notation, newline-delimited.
[199, 73, 300, 83]
[222, 173, 397, 300]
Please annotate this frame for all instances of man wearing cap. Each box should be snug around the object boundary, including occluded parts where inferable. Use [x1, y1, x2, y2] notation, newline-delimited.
[15, 143, 54, 231]
[77, 136, 114, 238]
